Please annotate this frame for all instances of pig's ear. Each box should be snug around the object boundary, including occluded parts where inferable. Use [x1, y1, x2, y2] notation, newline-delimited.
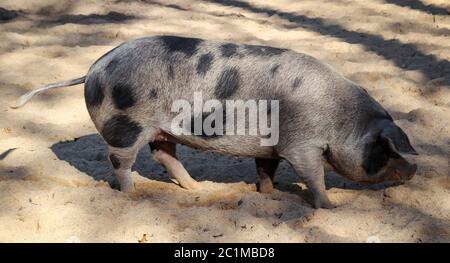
[379, 124, 418, 156]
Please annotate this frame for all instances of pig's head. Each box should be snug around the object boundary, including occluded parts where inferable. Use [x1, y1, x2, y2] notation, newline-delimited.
[327, 119, 418, 184]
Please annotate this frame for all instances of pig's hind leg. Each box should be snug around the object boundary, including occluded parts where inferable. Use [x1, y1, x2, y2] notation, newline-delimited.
[103, 124, 163, 193]
[108, 147, 140, 193]
[150, 141, 201, 190]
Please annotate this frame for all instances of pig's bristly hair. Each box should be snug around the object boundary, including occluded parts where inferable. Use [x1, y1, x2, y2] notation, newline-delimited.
[10, 76, 86, 109]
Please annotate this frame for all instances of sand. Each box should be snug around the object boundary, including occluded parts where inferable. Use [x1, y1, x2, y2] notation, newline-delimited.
[0, 0, 449, 242]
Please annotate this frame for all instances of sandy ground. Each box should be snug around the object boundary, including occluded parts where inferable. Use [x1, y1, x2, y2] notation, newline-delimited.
[0, 0, 449, 243]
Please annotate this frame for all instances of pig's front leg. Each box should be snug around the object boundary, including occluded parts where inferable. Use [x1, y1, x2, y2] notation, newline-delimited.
[255, 158, 279, 193]
[282, 147, 333, 209]
[150, 141, 201, 190]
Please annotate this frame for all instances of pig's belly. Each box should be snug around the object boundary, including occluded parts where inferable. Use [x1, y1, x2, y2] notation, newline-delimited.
[160, 132, 279, 159]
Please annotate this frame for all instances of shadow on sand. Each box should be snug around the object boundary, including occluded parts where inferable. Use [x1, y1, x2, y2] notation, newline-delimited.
[50, 134, 400, 193]
[204, 0, 450, 87]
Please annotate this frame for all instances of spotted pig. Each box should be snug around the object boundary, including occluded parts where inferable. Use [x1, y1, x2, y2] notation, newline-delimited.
[13, 35, 418, 208]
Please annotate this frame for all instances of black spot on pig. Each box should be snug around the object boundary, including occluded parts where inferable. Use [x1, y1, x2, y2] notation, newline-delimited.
[292, 77, 302, 90]
[270, 64, 280, 76]
[214, 67, 241, 99]
[362, 140, 390, 175]
[109, 154, 121, 169]
[105, 59, 119, 74]
[112, 83, 135, 110]
[84, 75, 104, 107]
[197, 53, 214, 75]
[149, 88, 157, 98]
[244, 45, 286, 57]
[160, 35, 202, 57]
[220, 43, 238, 57]
[101, 115, 142, 148]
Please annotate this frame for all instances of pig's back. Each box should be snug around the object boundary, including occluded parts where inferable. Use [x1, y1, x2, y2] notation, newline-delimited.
[86, 35, 342, 106]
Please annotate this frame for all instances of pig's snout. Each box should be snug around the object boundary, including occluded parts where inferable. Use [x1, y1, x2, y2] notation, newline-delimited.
[396, 163, 417, 182]
[357, 159, 418, 184]
[383, 160, 417, 183]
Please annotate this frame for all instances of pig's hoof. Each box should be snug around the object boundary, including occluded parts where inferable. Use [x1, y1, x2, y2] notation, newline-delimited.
[313, 197, 334, 209]
[257, 181, 274, 194]
[120, 183, 136, 193]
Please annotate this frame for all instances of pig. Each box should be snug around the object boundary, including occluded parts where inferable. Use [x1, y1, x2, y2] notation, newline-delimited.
[12, 35, 418, 208]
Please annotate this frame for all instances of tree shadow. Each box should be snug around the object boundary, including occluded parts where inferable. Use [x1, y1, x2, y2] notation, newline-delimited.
[0, 7, 20, 23]
[0, 2, 140, 50]
[0, 148, 16, 161]
[117, 0, 189, 11]
[39, 11, 139, 27]
[384, 0, 449, 16]
[204, 0, 450, 87]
